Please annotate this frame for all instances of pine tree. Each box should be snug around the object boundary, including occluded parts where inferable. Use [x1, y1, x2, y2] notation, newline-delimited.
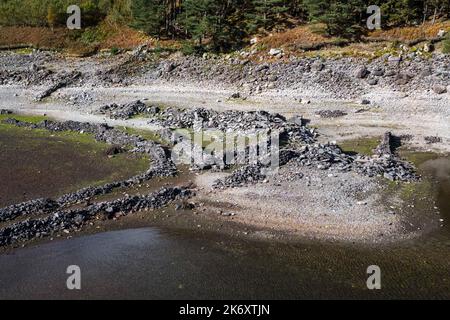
[304, 0, 366, 39]
[130, 0, 165, 38]
[303, 0, 330, 22]
[246, 0, 289, 33]
[179, 0, 243, 51]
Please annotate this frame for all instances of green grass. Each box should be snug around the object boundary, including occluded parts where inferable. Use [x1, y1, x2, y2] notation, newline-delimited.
[398, 150, 439, 167]
[442, 36, 450, 54]
[13, 48, 34, 55]
[339, 137, 380, 156]
[0, 113, 48, 124]
[0, 123, 150, 196]
[119, 127, 169, 145]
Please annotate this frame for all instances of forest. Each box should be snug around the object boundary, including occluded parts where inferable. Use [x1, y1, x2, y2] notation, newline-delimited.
[0, 0, 449, 51]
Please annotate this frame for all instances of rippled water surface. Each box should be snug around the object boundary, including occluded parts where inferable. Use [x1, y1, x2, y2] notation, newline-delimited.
[0, 157, 448, 299]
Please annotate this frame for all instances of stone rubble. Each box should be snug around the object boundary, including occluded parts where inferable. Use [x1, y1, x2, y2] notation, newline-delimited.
[98, 100, 160, 120]
[35, 71, 81, 101]
[213, 135, 418, 188]
[0, 118, 177, 225]
[425, 136, 443, 144]
[0, 187, 192, 246]
[315, 110, 348, 118]
[146, 107, 317, 145]
[1, 50, 449, 100]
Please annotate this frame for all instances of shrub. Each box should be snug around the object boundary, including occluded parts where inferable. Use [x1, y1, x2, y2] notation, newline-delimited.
[443, 34, 450, 54]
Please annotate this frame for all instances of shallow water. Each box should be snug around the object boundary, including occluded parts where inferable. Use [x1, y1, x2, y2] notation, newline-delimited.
[0, 157, 448, 299]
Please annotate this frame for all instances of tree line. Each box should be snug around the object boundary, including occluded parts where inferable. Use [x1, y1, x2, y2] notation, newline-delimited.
[0, 0, 449, 50]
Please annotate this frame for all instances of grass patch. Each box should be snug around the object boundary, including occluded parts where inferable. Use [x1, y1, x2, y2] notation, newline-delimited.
[0, 113, 48, 124]
[13, 47, 34, 55]
[398, 150, 439, 167]
[0, 123, 150, 205]
[339, 137, 380, 156]
[442, 34, 450, 54]
[119, 126, 169, 146]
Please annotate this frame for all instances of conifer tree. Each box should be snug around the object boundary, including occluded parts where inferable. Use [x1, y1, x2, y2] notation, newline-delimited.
[246, 0, 288, 32]
[130, 0, 165, 38]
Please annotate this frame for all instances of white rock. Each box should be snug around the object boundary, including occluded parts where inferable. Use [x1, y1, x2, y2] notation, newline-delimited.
[437, 29, 446, 38]
[269, 48, 283, 56]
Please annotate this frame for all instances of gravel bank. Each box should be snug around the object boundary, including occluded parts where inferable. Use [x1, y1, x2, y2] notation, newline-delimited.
[195, 164, 436, 243]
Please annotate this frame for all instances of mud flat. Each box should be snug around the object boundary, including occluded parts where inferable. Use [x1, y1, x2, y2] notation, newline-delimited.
[0, 117, 149, 207]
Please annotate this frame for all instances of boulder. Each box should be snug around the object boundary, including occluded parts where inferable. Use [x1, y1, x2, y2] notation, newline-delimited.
[372, 67, 385, 76]
[432, 85, 447, 94]
[355, 66, 369, 79]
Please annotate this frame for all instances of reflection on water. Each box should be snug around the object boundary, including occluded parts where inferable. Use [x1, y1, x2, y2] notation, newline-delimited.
[422, 158, 450, 231]
[0, 157, 449, 300]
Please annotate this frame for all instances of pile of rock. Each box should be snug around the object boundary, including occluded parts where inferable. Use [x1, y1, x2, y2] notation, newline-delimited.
[213, 163, 265, 189]
[35, 71, 81, 101]
[425, 136, 442, 144]
[315, 110, 348, 118]
[294, 142, 417, 182]
[0, 187, 192, 246]
[98, 100, 160, 120]
[296, 143, 353, 171]
[0, 63, 54, 87]
[148, 107, 317, 144]
[0, 198, 58, 223]
[353, 155, 417, 181]
[213, 134, 419, 188]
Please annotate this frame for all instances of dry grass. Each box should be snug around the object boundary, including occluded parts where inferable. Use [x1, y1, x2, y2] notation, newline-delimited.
[250, 21, 450, 58]
[257, 24, 336, 50]
[99, 25, 150, 50]
[368, 21, 450, 42]
[1, 21, 449, 57]
[0, 25, 150, 53]
[0, 26, 68, 49]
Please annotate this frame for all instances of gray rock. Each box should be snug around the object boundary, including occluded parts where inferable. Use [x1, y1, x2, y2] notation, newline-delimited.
[432, 85, 447, 94]
[355, 66, 369, 79]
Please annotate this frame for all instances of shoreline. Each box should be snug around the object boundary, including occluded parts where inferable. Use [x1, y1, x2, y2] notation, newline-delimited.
[0, 50, 448, 249]
[0, 113, 446, 249]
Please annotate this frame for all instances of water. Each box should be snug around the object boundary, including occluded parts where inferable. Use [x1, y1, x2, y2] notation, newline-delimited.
[0, 157, 449, 299]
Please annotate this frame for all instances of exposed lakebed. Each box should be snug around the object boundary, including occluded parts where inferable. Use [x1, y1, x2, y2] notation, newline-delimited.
[0, 119, 149, 207]
[0, 116, 448, 299]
